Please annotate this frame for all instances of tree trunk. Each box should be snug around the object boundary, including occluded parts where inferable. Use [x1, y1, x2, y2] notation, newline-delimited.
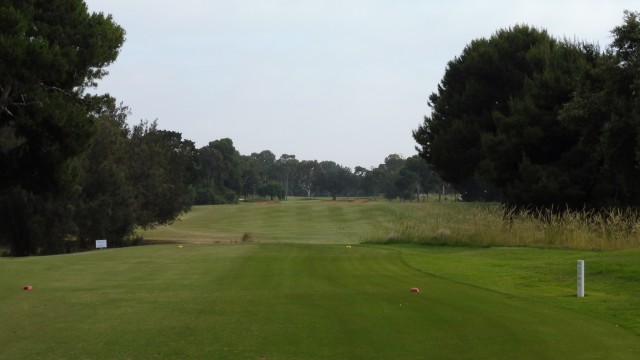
[0, 84, 13, 116]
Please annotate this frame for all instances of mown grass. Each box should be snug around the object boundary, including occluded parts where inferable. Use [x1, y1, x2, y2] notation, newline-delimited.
[4, 200, 640, 359]
[141, 200, 640, 331]
[397, 245, 640, 333]
[2, 244, 639, 359]
[142, 199, 396, 244]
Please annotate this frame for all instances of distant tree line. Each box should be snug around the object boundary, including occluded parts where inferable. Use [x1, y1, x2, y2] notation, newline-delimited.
[191, 147, 448, 204]
[414, 11, 640, 210]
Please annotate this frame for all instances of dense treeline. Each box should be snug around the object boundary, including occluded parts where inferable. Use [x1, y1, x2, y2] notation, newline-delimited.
[414, 11, 640, 210]
[192, 143, 447, 204]
[0, 1, 126, 255]
[0, 1, 199, 255]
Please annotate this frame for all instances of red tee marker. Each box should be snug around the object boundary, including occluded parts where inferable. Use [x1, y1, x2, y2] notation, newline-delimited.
[410, 287, 420, 293]
[23, 285, 33, 290]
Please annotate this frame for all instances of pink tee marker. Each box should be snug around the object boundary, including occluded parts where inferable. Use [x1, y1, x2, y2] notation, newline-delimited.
[23, 285, 33, 290]
[410, 287, 420, 293]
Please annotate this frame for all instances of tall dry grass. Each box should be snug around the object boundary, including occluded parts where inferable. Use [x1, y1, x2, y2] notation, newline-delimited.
[370, 203, 640, 250]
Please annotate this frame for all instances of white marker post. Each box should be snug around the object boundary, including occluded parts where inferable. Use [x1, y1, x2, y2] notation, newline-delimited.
[577, 260, 585, 298]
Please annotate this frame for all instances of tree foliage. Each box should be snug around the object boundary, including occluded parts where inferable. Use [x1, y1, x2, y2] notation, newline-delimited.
[558, 11, 640, 208]
[74, 97, 134, 249]
[412, 21, 638, 209]
[128, 121, 196, 228]
[0, 1, 125, 255]
[193, 138, 241, 204]
[0, 3, 196, 255]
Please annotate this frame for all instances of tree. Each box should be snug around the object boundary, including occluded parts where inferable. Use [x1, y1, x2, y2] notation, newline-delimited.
[297, 160, 317, 197]
[238, 155, 259, 199]
[257, 180, 284, 201]
[379, 154, 405, 200]
[250, 150, 276, 194]
[414, 25, 591, 208]
[208, 138, 242, 195]
[194, 145, 226, 204]
[353, 166, 367, 196]
[393, 168, 418, 201]
[314, 161, 354, 200]
[274, 154, 299, 200]
[361, 168, 385, 199]
[128, 121, 196, 228]
[404, 155, 442, 200]
[0, 1, 124, 116]
[0, 1, 125, 255]
[194, 139, 242, 204]
[559, 11, 640, 207]
[74, 96, 135, 249]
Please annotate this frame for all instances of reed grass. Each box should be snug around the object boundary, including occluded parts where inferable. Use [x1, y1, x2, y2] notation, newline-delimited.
[369, 203, 640, 250]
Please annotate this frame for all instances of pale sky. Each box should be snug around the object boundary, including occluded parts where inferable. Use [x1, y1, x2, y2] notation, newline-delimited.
[84, 0, 636, 169]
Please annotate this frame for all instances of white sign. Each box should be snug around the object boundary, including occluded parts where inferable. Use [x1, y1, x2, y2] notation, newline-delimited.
[96, 239, 108, 249]
[577, 260, 585, 297]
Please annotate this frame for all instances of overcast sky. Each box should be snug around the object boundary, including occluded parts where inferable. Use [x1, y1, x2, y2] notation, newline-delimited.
[84, 0, 636, 169]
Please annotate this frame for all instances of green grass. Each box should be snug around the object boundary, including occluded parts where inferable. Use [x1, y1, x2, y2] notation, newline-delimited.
[2, 244, 639, 359]
[145, 200, 640, 250]
[397, 245, 640, 332]
[3, 200, 640, 359]
[142, 199, 399, 244]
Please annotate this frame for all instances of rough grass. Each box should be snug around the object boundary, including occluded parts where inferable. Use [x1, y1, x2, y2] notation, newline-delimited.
[366, 202, 640, 250]
[2, 244, 639, 359]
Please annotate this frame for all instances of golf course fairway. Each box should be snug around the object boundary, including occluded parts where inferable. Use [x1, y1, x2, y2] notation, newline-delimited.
[2, 243, 639, 359]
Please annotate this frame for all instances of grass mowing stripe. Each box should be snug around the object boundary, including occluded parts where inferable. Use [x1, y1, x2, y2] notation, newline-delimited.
[396, 244, 640, 334]
[2, 244, 639, 359]
[142, 201, 399, 244]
